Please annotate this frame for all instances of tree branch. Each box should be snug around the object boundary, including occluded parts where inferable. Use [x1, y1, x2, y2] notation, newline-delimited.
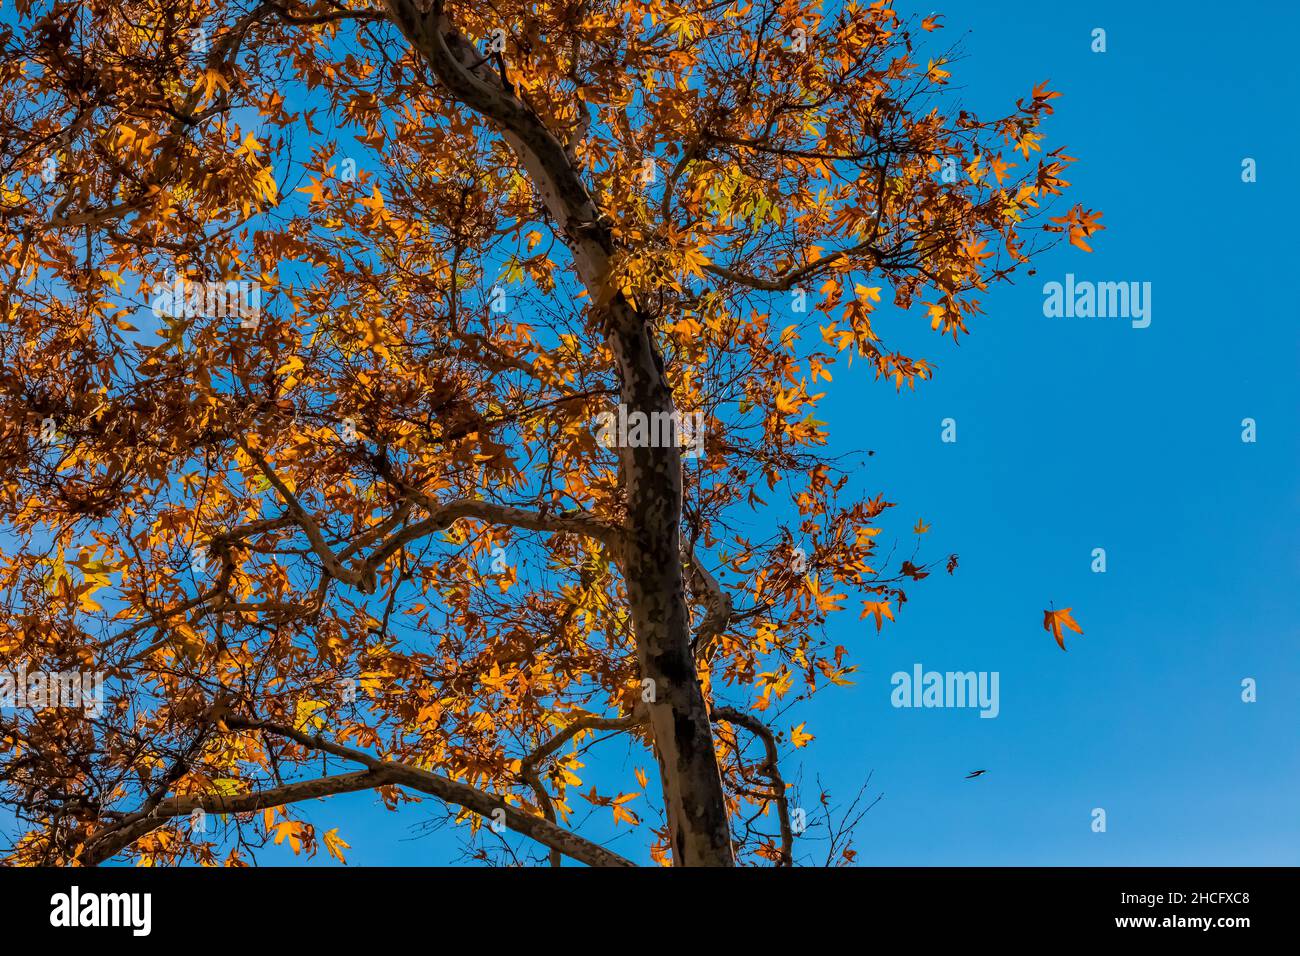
[684, 545, 734, 662]
[712, 707, 793, 866]
[519, 712, 645, 867]
[82, 770, 393, 865]
[83, 716, 637, 867]
[229, 717, 636, 868]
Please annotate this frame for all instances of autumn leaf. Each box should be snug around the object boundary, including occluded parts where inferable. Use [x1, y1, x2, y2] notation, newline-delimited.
[323, 828, 351, 864]
[1043, 607, 1084, 651]
[611, 792, 641, 827]
[899, 560, 929, 580]
[1048, 205, 1105, 252]
[272, 820, 307, 854]
[293, 699, 328, 731]
[234, 132, 263, 159]
[860, 599, 895, 632]
[194, 68, 230, 106]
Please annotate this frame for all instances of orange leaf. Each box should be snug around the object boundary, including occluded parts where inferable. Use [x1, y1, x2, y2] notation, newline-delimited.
[860, 599, 894, 632]
[1043, 607, 1084, 651]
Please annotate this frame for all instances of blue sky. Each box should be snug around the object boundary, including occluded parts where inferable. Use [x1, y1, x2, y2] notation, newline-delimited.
[295, 0, 1298, 866]
[800, 0, 1300, 866]
[833, 0, 1300, 865]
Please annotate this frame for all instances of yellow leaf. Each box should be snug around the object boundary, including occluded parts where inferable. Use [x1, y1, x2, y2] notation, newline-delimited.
[294, 698, 328, 731]
[275, 355, 304, 376]
[791, 722, 814, 748]
[323, 827, 351, 864]
[194, 68, 231, 105]
[237, 132, 263, 158]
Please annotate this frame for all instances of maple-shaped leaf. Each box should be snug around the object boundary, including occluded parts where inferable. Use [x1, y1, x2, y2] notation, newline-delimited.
[323, 827, 350, 864]
[1048, 205, 1105, 252]
[860, 599, 894, 632]
[1043, 607, 1084, 650]
[611, 791, 641, 827]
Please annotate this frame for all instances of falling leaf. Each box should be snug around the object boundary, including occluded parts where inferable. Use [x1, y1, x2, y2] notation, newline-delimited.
[1043, 607, 1084, 651]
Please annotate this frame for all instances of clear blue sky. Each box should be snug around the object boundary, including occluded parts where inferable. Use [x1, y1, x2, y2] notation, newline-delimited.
[292, 0, 1298, 866]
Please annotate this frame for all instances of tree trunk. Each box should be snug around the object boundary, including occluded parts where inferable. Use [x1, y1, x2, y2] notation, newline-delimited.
[617, 325, 736, 867]
[383, 0, 735, 866]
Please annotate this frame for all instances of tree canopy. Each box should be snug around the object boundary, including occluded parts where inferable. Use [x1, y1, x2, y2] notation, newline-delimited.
[0, 0, 1098, 866]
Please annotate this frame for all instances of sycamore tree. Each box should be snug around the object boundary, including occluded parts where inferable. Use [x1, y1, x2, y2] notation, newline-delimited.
[0, 0, 1099, 867]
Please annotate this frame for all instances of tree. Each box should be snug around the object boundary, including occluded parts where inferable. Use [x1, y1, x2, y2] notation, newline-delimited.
[0, 0, 1098, 867]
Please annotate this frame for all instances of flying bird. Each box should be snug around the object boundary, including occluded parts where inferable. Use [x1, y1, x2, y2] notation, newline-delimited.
[965, 770, 987, 779]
